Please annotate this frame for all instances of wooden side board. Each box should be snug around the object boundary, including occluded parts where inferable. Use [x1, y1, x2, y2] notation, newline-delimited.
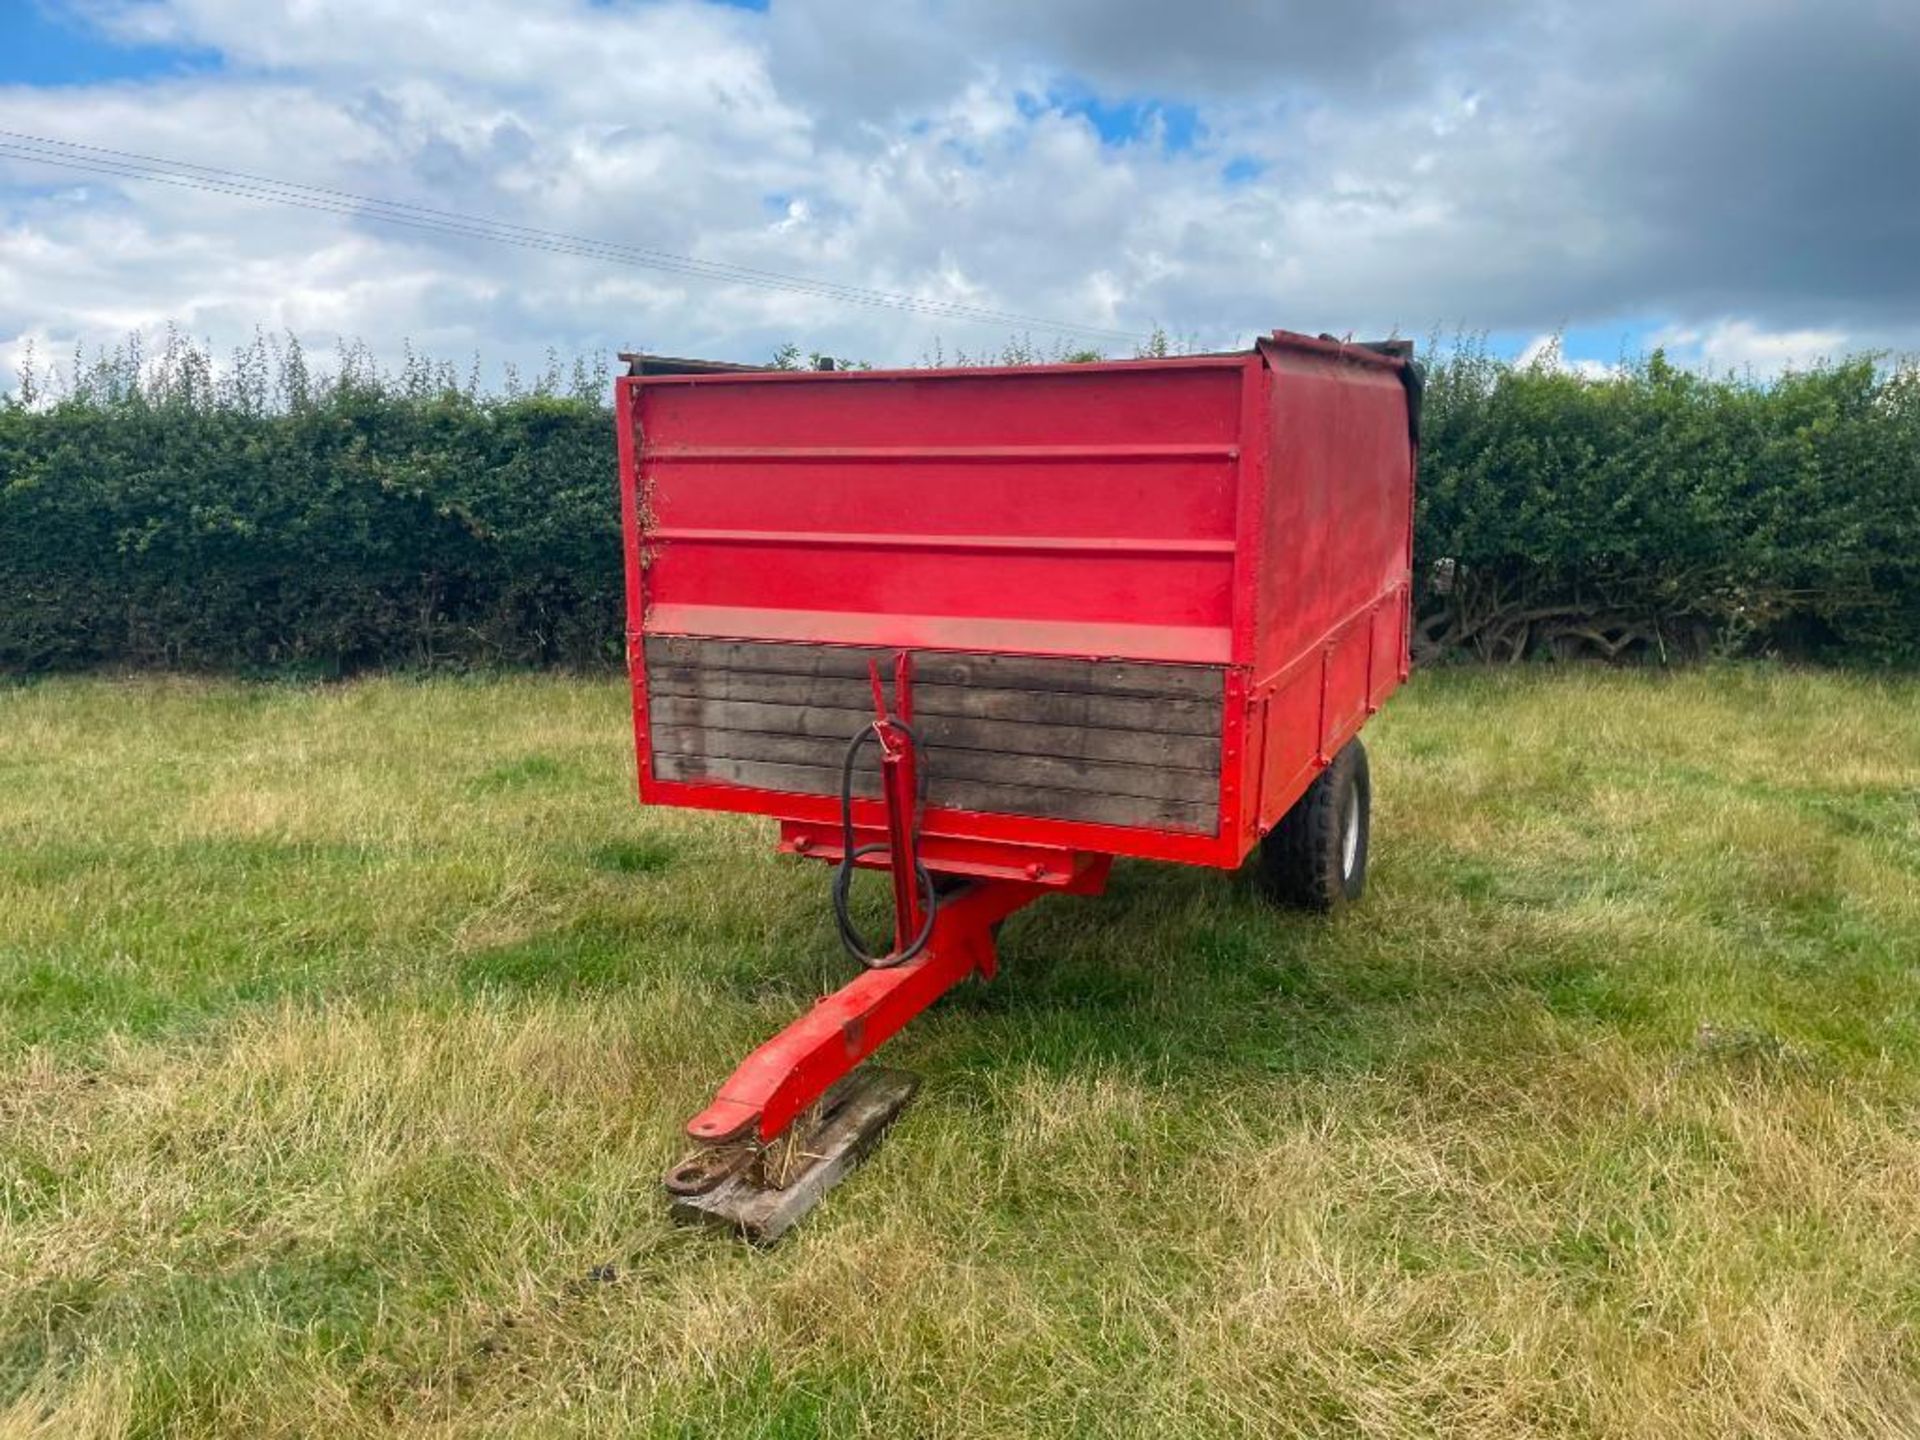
[650, 636, 1221, 699]
[645, 637, 1225, 835]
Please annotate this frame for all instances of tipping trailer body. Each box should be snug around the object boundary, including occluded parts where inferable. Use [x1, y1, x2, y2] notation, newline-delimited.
[617, 331, 1417, 881]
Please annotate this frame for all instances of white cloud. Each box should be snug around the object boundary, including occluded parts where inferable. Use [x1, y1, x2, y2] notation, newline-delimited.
[1516, 333, 1621, 380]
[1647, 320, 1851, 377]
[2, 0, 1915, 383]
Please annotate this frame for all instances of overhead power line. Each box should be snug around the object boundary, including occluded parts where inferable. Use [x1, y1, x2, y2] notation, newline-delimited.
[0, 128, 1148, 345]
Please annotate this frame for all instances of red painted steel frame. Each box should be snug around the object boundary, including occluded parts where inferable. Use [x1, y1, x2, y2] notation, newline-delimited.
[867, 653, 926, 953]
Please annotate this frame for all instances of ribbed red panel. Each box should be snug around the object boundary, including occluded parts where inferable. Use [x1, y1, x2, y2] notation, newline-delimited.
[633, 362, 1248, 664]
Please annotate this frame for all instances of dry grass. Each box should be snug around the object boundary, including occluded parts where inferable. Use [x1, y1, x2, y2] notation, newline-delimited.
[1, 666, 1917, 1437]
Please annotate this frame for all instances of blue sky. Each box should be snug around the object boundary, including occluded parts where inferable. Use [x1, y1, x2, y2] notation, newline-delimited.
[0, 2, 215, 85]
[0, 0, 1908, 379]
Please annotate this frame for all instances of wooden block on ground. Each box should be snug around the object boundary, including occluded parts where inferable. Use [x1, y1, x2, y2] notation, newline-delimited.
[668, 1067, 920, 1245]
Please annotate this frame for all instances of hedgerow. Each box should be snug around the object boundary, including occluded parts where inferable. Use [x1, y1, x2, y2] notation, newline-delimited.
[0, 334, 619, 673]
[1, 329, 1915, 672]
[1417, 340, 1920, 664]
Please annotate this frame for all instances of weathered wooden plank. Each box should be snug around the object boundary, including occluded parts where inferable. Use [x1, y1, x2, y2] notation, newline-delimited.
[646, 635, 1222, 702]
[647, 664, 1221, 736]
[668, 1067, 919, 1246]
[648, 722, 1219, 804]
[651, 753, 1218, 832]
[647, 696, 1223, 772]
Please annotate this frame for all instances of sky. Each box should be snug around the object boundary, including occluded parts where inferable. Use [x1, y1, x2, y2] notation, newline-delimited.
[0, 0, 1915, 383]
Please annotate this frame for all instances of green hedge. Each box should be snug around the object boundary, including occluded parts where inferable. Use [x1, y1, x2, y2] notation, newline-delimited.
[0, 341, 621, 672]
[1417, 345, 1920, 663]
[1, 336, 1915, 672]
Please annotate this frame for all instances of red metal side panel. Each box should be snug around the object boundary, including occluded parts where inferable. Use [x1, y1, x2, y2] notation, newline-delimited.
[1247, 652, 1320, 848]
[1248, 336, 1415, 836]
[630, 359, 1250, 665]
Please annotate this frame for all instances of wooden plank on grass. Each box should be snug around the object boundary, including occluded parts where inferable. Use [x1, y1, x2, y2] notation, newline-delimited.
[668, 1067, 920, 1246]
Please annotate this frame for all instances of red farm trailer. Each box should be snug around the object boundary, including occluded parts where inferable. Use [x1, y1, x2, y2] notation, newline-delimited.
[616, 330, 1422, 1238]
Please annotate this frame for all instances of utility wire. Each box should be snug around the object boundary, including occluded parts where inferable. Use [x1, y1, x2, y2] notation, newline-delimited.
[0, 133, 1014, 324]
[0, 128, 1147, 344]
[0, 137, 1105, 336]
[5, 127, 1126, 336]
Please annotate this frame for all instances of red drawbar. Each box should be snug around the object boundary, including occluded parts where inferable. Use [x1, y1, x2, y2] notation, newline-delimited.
[686, 868, 1108, 1145]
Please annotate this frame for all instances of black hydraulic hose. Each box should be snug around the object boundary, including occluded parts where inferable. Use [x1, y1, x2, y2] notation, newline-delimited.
[832, 722, 938, 969]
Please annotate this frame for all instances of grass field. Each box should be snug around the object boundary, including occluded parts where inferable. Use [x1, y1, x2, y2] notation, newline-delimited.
[2, 667, 1918, 1438]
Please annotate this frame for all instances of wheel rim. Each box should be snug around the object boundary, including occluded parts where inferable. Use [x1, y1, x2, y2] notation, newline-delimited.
[1339, 781, 1360, 880]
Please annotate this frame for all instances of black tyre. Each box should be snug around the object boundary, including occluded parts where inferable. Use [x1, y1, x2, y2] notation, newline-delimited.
[1255, 738, 1370, 911]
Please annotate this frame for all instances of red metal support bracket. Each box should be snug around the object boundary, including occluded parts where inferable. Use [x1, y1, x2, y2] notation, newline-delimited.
[868, 653, 924, 954]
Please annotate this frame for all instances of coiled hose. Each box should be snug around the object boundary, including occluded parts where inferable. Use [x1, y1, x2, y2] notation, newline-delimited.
[831, 721, 938, 969]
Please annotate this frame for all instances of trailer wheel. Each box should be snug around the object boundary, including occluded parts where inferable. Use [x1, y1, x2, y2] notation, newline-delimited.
[1256, 738, 1370, 912]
